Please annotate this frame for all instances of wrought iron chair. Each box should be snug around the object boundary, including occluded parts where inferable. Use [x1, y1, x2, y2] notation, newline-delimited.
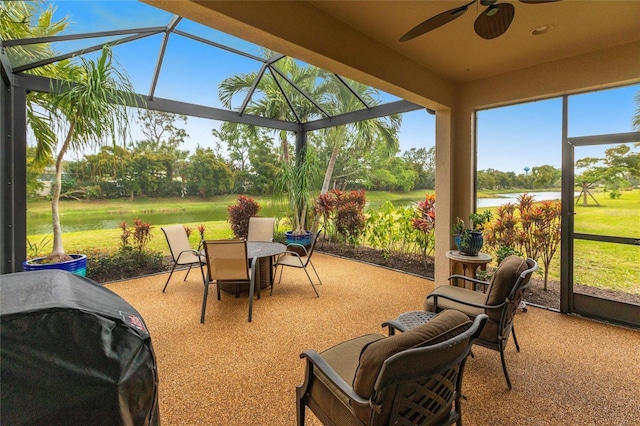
[424, 256, 538, 389]
[273, 228, 323, 297]
[201, 240, 258, 323]
[161, 224, 206, 292]
[296, 310, 488, 426]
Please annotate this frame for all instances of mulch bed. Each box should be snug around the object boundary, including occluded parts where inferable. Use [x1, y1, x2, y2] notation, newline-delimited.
[316, 239, 640, 310]
[97, 238, 638, 309]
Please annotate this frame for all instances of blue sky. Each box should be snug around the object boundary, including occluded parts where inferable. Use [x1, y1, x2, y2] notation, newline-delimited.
[39, 2, 640, 172]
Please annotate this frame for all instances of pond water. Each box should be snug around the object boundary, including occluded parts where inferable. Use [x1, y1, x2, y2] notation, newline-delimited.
[27, 205, 280, 235]
[28, 191, 567, 234]
[477, 191, 565, 208]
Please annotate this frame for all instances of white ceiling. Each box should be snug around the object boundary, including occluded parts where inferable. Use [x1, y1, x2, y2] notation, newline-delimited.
[308, 0, 640, 84]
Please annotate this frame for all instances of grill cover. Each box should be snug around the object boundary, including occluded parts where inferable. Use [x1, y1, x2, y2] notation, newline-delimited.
[1, 270, 159, 425]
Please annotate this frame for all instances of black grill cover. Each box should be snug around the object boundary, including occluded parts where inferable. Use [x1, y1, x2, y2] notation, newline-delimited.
[1, 270, 159, 425]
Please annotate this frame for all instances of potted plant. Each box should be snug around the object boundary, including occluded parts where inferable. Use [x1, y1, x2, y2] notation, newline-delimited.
[23, 46, 138, 276]
[275, 149, 321, 249]
[451, 210, 492, 256]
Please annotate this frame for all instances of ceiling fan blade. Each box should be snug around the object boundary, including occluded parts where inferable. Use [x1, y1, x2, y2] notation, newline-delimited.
[399, 4, 470, 42]
[474, 3, 515, 40]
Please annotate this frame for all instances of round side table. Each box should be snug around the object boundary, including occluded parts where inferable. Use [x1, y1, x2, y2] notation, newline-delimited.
[445, 250, 492, 291]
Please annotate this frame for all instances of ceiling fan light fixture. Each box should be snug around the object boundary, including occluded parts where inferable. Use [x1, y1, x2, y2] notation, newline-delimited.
[531, 24, 554, 36]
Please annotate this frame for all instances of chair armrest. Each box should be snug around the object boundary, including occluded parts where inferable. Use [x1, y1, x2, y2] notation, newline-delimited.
[285, 242, 310, 256]
[300, 350, 369, 406]
[448, 274, 490, 289]
[427, 292, 506, 311]
[176, 249, 204, 262]
[277, 250, 304, 262]
[381, 319, 410, 334]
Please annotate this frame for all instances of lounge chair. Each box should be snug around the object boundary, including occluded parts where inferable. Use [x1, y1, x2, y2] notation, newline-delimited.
[423, 255, 538, 389]
[296, 310, 488, 425]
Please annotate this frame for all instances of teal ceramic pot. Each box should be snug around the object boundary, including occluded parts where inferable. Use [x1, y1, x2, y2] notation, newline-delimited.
[285, 230, 313, 255]
[454, 232, 483, 256]
[23, 254, 88, 277]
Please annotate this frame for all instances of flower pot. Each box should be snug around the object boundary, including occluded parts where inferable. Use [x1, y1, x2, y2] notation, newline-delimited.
[285, 230, 313, 255]
[23, 254, 88, 277]
[454, 232, 484, 256]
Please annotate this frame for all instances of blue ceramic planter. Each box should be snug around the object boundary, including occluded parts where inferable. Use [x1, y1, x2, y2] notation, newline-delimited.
[23, 254, 88, 277]
[454, 231, 484, 256]
[285, 230, 313, 255]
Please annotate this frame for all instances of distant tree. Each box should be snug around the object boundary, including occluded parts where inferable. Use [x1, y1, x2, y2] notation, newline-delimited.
[137, 110, 188, 148]
[248, 136, 279, 195]
[575, 143, 639, 205]
[633, 91, 640, 130]
[26, 147, 51, 198]
[402, 146, 435, 189]
[366, 153, 417, 192]
[212, 123, 255, 173]
[530, 165, 561, 188]
[476, 170, 497, 190]
[185, 146, 233, 197]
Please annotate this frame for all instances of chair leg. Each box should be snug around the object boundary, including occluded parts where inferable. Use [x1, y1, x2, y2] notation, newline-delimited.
[296, 396, 306, 426]
[308, 260, 322, 285]
[248, 258, 257, 322]
[270, 265, 278, 296]
[162, 262, 178, 292]
[199, 263, 206, 286]
[183, 264, 193, 281]
[500, 343, 513, 390]
[512, 325, 521, 352]
[277, 264, 284, 283]
[200, 279, 210, 324]
[302, 267, 319, 297]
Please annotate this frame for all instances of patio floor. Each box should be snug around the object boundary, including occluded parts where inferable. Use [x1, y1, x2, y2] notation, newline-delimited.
[106, 253, 640, 425]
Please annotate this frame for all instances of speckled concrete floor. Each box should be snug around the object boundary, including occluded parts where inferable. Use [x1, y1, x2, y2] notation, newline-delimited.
[106, 253, 640, 426]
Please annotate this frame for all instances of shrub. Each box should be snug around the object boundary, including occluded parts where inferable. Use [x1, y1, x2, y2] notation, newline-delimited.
[333, 189, 367, 247]
[410, 193, 436, 266]
[485, 193, 561, 290]
[87, 219, 163, 283]
[228, 195, 260, 239]
[86, 247, 164, 283]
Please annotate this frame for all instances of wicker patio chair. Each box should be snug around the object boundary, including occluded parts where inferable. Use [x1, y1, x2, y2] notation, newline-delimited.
[424, 255, 538, 389]
[161, 224, 206, 292]
[296, 310, 488, 426]
[201, 240, 258, 323]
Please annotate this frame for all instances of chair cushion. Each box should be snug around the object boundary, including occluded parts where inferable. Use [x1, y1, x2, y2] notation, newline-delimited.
[424, 285, 485, 318]
[353, 310, 472, 399]
[312, 334, 384, 425]
[484, 255, 527, 321]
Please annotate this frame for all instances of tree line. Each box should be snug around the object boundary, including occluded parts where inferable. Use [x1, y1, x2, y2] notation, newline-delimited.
[27, 110, 436, 200]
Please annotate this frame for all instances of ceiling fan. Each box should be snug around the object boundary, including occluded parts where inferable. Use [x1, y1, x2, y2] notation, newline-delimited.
[399, 0, 559, 42]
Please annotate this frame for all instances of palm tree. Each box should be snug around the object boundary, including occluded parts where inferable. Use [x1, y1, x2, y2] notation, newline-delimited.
[316, 75, 402, 194]
[218, 50, 321, 163]
[0, 1, 69, 164]
[44, 46, 138, 262]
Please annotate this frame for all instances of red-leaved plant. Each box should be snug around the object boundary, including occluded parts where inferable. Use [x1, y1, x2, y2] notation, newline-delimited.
[228, 195, 260, 239]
